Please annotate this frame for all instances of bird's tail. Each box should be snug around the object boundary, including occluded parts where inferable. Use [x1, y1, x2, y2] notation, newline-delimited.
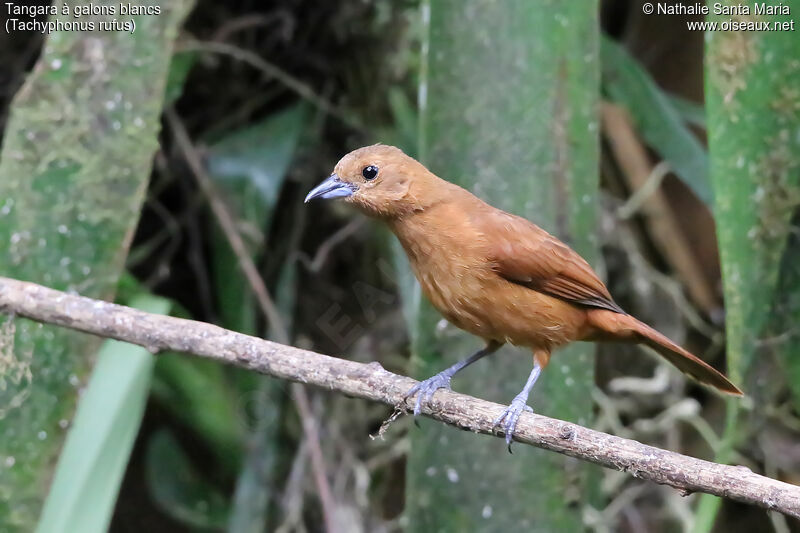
[588, 310, 743, 396]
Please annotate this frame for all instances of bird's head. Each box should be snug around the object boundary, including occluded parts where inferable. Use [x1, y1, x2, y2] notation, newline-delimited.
[305, 144, 435, 218]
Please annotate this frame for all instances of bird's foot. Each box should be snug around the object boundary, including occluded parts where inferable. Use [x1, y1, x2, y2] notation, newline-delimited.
[493, 395, 534, 452]
[403, 371, 453, 416]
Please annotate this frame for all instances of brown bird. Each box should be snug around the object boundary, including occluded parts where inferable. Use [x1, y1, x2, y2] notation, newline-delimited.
[305, 144, 742, 445]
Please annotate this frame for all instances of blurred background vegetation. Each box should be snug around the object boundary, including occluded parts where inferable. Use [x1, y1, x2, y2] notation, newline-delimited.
[0, 1, 799, 532]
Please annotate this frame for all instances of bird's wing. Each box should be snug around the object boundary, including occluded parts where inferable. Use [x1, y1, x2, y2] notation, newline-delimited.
[483, 211, 625, 314]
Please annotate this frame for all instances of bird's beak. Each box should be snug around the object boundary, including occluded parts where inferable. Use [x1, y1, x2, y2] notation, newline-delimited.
[304, 174, 355, 203]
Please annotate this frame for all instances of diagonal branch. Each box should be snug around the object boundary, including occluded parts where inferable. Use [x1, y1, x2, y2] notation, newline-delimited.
[1, 276, 799, 519]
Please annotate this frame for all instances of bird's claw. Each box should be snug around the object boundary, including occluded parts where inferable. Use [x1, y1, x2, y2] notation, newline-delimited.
[493, 395, 532, 451]
[403, 372, 452, 416]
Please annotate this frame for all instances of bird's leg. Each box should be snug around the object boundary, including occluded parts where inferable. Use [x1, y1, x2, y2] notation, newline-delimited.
[404, 341, 502, 416]
[493, 360, 544, 451]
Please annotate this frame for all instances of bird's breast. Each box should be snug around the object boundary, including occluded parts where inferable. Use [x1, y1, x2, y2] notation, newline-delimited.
[389, 207, 591, 349]
[413, 255, 589, 348]
[394, 222, 494, 336]
[416, 261, 492, 333]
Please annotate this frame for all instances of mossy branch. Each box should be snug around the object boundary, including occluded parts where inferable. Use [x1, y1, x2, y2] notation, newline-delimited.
[1, 276, 798, 519]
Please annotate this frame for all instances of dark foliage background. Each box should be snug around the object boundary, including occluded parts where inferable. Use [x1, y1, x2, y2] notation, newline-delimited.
[1, 1, 799, 532]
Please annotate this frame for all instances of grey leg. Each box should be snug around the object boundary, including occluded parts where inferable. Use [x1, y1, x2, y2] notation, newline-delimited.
[493, 362, 542, 451]
[404, 341, 502, 416]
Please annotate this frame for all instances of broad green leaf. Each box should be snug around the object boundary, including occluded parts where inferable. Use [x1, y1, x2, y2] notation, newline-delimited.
[667, 93, 707, 129]
[704, 7, 800, 389]
[207, 106, 308, 532]
[208, 105, 307, 332]
[405, 2, 600, 531]
[377, 87, 419, 157]
[602, 36, 712, 205]
[146, 430, 230, 529]
[207, 105, 308, 212]
[226, 379, 283, 533]
[768, 230, 800, 412]
[695, 6, 800, 531]
[37, 295, 170, 533]
[151, 355, 245, 474]
[0, 2, 194, 529]
[165, 51, 198, 105]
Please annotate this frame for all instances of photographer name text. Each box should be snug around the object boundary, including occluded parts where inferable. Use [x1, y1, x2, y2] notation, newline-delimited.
[654, 2, 789, 16]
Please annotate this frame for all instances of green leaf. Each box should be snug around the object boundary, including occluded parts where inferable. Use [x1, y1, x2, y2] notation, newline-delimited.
[226, 383, 283, 533]
[768, 229, 800, 412]
[404, 1, 601, 530]
[667, 93, 707, 129]
[695, 7, 800, 532]
[36, 295, 171, 533]
[704, 10, 800, 389]
[207, 105, 308, 212]
[207, 106, 308, 532]
[208, 104, 307, 332]
[165, 51, 198, 105]
[151, 354, 245, 474]
[146, 430, 230, 529]
[0, 3, 194, 529]
[376, 87, 419, 157]
[602, 36, 712, 205]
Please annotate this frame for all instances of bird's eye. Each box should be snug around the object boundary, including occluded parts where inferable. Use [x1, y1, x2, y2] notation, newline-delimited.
[362, 165, 379, 180]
